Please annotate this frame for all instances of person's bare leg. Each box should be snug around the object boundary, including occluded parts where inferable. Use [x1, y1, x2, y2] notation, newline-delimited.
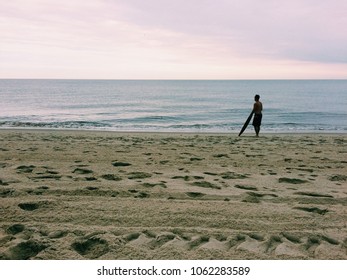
[255, 126, 260, 137]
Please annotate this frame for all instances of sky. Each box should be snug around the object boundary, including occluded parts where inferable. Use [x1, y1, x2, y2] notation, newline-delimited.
[1, 0, 347, 79]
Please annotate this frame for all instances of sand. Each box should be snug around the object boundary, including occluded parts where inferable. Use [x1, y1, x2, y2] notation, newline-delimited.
[0, 130, 346, 260]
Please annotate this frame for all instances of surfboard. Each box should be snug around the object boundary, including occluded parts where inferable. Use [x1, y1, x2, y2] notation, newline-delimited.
[238, 111, 254, 136]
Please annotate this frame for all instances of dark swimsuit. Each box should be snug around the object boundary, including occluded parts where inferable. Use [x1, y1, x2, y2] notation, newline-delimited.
[252, 113, 262, 126]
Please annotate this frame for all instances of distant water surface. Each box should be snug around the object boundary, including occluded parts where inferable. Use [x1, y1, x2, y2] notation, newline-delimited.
[1, 79, 346, 133]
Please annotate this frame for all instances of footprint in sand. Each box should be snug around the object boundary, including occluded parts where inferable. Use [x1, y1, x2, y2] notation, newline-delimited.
[281, 232, 302, 244]
[18, 200, 55, 211]
[212, 154, 229, 158]
[274, 241, 306, 258]
[236, 236, 267, 255]
[328, 174, 347, 182]
[234, 184, 258, 191]
[301, 234, 342, 258]
[314, 241, 345, 258]
[71, 237, 109, 259]
[294, 191, 333, 198]
[142, 182, 167, 188]
[112, 161, 132, 167]
[185, 192, 206, 198]
[124, 232, 141, 242]
[235, 234, 285, 256]
[148, 233, 176, 249]
[16, 165, 36, 173]
[73, 168, 93, 174]
[304, 236, 321, 256]
[293, 206, 329, 215]
[0, 188, 15, 198]
[127, 172, 152, 180]
[134, 191, 150, 198]
[48, 230, 67, 239]
[191, 181, 221, 190]
[101, 174, 122, 181]
[126, 233, 152, 246]
[4, 240, 47, 260]
[220, 172, 248, 180]
[279, 177, 308, 184]
[0, 179, 9, 186]
[199, 238, 230, 251]
[188, 236, 210, 250]
[18, 202, 40, 211]
[6, 224, 25, 235]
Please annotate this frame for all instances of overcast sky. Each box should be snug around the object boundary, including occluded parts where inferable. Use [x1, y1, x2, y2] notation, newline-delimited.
[1, 0, 347, 79]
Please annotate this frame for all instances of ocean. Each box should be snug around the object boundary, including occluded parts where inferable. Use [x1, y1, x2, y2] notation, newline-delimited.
[1, 79, 346, 133]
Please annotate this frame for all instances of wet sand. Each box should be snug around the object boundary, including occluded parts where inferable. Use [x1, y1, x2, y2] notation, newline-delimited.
[0, 130, 346, 259]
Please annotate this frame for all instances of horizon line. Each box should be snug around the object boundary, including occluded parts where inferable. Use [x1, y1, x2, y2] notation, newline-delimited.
[1, 78, 347, 81]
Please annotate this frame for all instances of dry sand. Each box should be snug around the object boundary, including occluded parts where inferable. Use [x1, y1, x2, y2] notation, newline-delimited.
[0, 130, 346, 260]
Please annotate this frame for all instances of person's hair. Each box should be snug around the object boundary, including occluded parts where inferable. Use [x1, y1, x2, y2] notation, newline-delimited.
[254, 94, 260, 101]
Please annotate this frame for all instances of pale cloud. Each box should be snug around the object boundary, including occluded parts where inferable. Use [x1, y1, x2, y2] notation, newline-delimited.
[111, 0, 347, 63]
[0, 0, 346, 78]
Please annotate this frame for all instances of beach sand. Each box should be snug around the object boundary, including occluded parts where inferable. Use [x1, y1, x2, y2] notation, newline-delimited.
[0, 130, 346, 260]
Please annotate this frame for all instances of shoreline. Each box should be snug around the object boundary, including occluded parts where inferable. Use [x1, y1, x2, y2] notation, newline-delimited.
[1, 127, 346, 136]
[0, 130, 346, 259]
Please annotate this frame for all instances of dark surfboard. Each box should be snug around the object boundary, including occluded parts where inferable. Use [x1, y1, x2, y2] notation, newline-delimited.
[238, 111, 254, 136]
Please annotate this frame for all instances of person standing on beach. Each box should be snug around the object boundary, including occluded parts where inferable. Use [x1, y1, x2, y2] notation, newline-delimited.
[252, 94, 263, 137]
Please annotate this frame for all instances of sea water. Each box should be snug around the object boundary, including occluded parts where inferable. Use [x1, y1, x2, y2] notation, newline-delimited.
[1, 79, 346, 133]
